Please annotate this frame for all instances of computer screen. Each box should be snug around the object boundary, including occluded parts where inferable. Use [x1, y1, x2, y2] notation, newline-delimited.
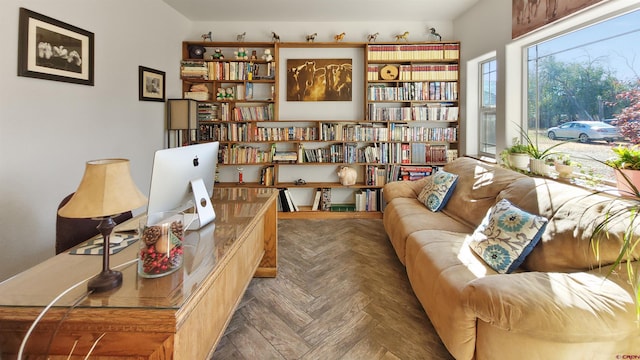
[146, 142, 219, 228]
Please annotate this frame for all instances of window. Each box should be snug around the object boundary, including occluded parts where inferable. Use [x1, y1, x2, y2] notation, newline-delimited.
[526, 9, 640, 183]
[480, 59, 497, 156]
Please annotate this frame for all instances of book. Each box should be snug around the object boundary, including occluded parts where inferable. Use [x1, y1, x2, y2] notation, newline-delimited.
[320, 188, 331, 211]
[278, 189, 290, 212]
[284, 189, 298, 211]
[311, 188, 322, 211]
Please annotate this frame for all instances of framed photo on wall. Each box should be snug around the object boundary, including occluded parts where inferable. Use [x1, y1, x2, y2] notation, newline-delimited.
[17, 7, 94, 86]
[138, 66, 165, 102]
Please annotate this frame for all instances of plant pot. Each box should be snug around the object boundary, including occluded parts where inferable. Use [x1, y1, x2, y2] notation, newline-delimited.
[555, 163, 574, 178]
[615, 168, 640, 196]
[529, 158, 551, 176]
[508, 153, 530, 171]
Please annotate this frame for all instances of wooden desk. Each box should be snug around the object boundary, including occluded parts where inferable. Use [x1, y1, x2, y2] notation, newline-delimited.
[0, 187, 278, 359]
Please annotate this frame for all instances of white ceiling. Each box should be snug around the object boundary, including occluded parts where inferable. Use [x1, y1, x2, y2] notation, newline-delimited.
[161, 0, 480, 22]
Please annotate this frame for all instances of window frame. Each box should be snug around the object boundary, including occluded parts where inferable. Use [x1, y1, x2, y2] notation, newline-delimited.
[479, 58, 497, 157]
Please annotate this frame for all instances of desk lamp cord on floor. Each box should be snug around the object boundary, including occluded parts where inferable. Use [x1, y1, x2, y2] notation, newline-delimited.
[17, 258, 138, 360]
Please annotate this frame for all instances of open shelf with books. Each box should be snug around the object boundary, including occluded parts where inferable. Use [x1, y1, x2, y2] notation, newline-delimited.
[177, 40, 459, 218]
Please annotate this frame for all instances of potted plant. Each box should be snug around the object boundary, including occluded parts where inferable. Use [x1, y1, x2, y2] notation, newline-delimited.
[518, 125, 569, 176]
[501, 137, 530, 171]
[553, 154, 581, 179]
[605, 145, 640, 196]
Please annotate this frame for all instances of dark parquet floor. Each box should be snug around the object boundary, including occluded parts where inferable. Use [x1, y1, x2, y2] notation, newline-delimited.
[212, 218, 454, 360]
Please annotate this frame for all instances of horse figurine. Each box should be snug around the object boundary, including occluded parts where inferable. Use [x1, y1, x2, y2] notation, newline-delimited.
[306, 33, 317, 42]
[394, 31, 410, 42]
[236, 32, 246, 42]
[271, 31, 281, 42]
[367, 32, 379, 42]
[201, 31, 212, 41]
[334, 32, 346, 42]
[429, 28, 442, 41]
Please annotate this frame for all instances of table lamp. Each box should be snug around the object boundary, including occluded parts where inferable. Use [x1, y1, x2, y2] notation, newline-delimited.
[58, 159, 147, 293]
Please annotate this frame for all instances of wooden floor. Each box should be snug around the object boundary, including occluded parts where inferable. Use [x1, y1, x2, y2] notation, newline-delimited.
[212, 219, 454, 360]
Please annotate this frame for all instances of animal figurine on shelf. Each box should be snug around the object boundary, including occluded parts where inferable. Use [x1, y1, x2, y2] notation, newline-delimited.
[305, 33, 317, 42]
[201, 31, 212, 41]
[211, 48, 224, 59]
[367, 32, 379, 42]
[251, 50, 258, 60]
[428, 27, 442, 41]
[271, 31, 281, 42]
[234, 47, 248, 60]
[395, 31, 410, 42]
[261, 49, 273, 62]
[236, 32, 246, 42]
[337, 166, 357, 186]
[334, 32, 346, 42]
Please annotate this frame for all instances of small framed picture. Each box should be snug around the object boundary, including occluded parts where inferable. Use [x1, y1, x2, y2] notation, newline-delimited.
[17, 8, 94, 86]
[139, 66, 165, 102]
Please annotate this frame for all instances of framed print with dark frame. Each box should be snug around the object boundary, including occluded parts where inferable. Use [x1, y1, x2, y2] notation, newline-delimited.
[138, 66, 166, 102]
[17, 8, 94, 86]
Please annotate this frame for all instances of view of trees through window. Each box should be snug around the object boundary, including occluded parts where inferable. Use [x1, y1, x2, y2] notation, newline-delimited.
[527, 8, 640, 183]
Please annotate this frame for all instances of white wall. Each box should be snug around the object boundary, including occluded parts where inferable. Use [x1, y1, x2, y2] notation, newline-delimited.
[453, 0, 513, 156]
[0, 0, 191, 281]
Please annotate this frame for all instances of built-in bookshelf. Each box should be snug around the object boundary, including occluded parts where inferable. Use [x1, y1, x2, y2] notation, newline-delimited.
[178, 41, 460, 219]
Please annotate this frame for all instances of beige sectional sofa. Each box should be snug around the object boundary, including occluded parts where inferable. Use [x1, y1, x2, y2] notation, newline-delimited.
[383, 157, 640, 360]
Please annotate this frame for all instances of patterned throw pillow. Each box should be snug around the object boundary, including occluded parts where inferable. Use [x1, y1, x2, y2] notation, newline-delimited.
[469, 199, 548, 274]
[417, 171, 459, 212]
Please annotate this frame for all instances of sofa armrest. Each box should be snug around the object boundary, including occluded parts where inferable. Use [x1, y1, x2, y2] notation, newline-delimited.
[383, 178, 430, 203]
[461, 267, 638, 342]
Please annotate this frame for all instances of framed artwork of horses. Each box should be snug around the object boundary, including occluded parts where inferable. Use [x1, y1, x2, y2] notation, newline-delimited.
[512, 0, 607, 39]
[286, 59, 352, 101]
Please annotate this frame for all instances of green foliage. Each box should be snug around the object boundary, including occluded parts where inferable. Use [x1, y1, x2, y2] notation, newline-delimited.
[589, 154, 640, 319]
[531, 55, 626, 128]
[516, 124, 569, 159]
[606, 145, 640, 170]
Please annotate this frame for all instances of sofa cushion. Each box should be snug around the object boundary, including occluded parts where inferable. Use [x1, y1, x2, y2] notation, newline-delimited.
[497, 177, 640, 271]
[383, 198, 472, 265]
[440, 158, 528, 228]
[417, 170, 459, 211]
[469, 199, 548, 274]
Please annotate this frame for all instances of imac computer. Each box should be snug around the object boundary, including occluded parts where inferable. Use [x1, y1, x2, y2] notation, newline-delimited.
[146, 142, 219, 229]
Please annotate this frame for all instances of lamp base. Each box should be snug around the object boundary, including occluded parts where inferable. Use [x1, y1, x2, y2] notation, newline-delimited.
[87, 270, 123, 293]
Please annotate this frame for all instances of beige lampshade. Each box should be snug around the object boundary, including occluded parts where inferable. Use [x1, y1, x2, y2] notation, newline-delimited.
[58, 159, 148, 219]
[167, 99, 197, 130]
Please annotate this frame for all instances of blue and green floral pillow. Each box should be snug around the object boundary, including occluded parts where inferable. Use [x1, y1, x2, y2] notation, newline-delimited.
[469, 199, 548, 274]
[417, 171, 459, 212]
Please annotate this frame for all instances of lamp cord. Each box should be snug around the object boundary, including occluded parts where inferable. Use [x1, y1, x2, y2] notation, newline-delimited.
[17, 257, 138, 360]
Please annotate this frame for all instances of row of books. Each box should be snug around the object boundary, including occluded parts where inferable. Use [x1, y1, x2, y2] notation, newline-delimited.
[359, 143, 451, 164]
[368, 104, 459, 121]
[367, 44, 460, 61]
[354, 188, 383, 212]
[219, 144, 273, 164]
[260, 165, 276, 186]
[200, 123, 318, 142]
[180, 60, 275, 81]
[388, 165, 441, 182]
[300, 143, 361, 163]
[278, 189, 299, 212]
[365, 165, 387, 186]
[231, 104, 274, 121]
[310, 188, 332, 211]
[319, 123, 389, 142]
[198, 103, 219, 122]
[367, 82, 458, 101]
[389, 124, 458, 142]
